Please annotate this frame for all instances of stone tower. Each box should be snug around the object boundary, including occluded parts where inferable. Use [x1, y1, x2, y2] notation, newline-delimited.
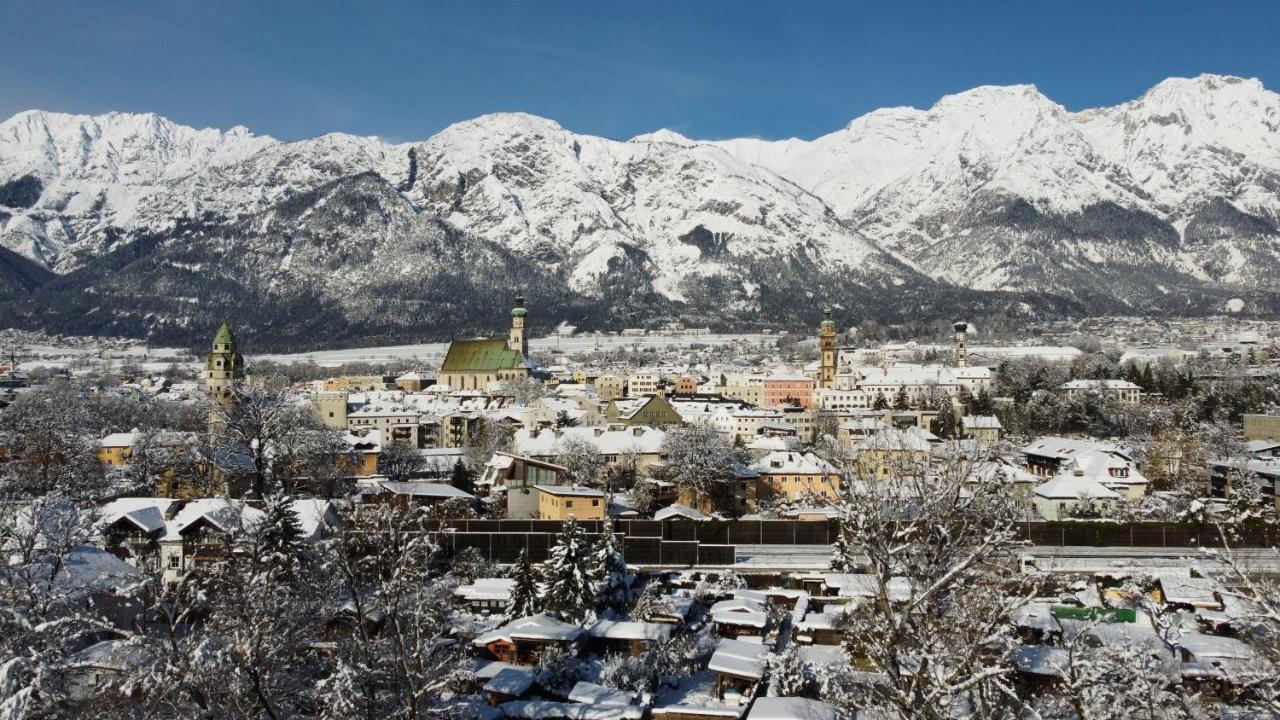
[953, 322, 969, 368]
[206, 320, 245, 405]
[819, 305, 836, 389]
[508, 294, 529, 358]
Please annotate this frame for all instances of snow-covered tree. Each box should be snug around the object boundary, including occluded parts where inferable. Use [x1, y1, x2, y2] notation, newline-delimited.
[829, 522, 856, 572]
[660, 424, 745, 511]
[830, 452, 1030, 719]
[557, 437, 607, 489]
[591, 516, 629, 612]
[508, 549, 541, 618]
[1032, 626, 1202, 719]
[631, 579, 674, 622]
[499, 375, 548, 406]
[542, 518, 595, 623]
[257, 494, 305, 574]
[463, 418, 514, 467]
[211, 384, 344, 498]
[379, 439, 424, 483]
[764, 643, 813, 697]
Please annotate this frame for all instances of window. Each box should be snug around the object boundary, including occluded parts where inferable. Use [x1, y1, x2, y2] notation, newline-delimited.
[566, 500, 574, 508]
[592, 499, 599, 507]
[168, 555, 180, 569]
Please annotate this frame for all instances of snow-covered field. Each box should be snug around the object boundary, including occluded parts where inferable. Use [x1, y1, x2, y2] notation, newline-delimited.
[256, 333, 779, 366]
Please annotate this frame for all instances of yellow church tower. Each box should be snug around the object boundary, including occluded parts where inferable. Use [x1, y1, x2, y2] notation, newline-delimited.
[206, 320, 245, 406]
[819, 305, 836, 389]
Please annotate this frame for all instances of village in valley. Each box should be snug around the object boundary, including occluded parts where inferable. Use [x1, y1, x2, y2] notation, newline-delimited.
[1, 295, 1279, 720]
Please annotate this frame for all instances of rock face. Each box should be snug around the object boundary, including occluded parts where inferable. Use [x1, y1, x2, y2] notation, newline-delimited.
[1, 74, 1278, 349]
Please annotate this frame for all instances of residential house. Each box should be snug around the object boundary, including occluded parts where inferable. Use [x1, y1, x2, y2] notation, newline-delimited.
[751, 451, 841, 503]
[961, 415, 1002, 443]
[473, 613, 584, 665]
[587, 619, 674, 656]
[536, 485, 606, 520]
[1060, 379, 1142, 404]
[455, 578, 517, 614]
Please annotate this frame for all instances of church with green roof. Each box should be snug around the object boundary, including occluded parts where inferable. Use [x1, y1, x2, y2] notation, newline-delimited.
[437, 296, 533, 391]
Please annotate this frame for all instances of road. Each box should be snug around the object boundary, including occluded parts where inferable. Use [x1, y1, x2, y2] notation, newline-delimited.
[720, 544, 1280, 573]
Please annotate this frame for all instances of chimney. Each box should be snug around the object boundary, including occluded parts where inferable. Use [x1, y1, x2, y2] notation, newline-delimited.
[594, 428, 604, 437]
[633, 427, 643, 437]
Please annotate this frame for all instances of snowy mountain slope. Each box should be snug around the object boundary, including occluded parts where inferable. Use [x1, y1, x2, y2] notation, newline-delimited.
[705, 75, 1280, 298]
[0, 110, 275, 269]
[406, 112, 913, 301]
[1, 74, 1279, 347]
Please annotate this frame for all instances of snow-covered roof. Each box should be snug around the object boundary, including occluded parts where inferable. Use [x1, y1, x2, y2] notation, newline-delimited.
[536, 485, 605, 498]
[822, 574, 912, 603]
[70, 638, 155, 672]
[1010, 645, 1067, 678]
[655, 503, 707, 521]
[746, 435, 799, 452]
[751, 451, 838, 476]
[960, 415, 1002, 430]
[1033, 474, 1120, 500]
[709, 597, 767, 628]
[567, 681, 637, 706]
[379, 481, 474, 499]
[500, 700, 643, 719]
[1060, 379, 1141, 390]
[746, 697, 839, 720]
[588, 619, 674, 642]
[484, 667, 535, 696]
[457, 578, 517, 601]
[1175, 633, 1253, 660]
[99, 497, 180, 534]
[707, 638, 769, 679]
[167, 498, 254, 536]
[513, 426, 666, 457]
[1155, 573, 1223, 607]
[474, 613, 584, 645]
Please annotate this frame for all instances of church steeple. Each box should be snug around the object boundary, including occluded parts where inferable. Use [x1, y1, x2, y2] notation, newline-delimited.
[819, 305, 837, 389]
[206, 320, 245, 406]
[508, 294, 528, 358]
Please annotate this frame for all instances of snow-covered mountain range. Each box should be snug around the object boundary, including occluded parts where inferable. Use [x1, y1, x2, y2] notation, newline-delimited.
[1, 74, 1277, 349]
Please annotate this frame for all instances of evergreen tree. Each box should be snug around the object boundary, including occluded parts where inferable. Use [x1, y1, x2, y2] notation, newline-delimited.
[972, 387, 994, 415]
[932, 405, 956, 439]
[508, 549, 541, 618]
[830, 521, 856, 572]
[591, 516, 629, 612]
[449, 459, 475, 494]
[543, 518, 595, 623]
[872, 392, 889, 411]
[259, 494, 304, 574]
[892, 387, 911, 411]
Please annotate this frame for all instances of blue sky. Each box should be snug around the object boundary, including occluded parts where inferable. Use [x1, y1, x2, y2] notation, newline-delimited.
[1, 1, 1276, 142]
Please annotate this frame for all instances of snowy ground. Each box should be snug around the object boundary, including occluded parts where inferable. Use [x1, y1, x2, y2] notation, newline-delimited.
[256, 333, 779, 366]
[671, 544, 1280, 572]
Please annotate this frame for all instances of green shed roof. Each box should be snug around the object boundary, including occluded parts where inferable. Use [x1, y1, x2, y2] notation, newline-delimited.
[440, 339, 524, 373]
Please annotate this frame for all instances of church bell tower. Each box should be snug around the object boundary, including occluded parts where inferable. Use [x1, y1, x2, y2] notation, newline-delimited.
[508, 294, 529, 358]
[819, 305, 836, 389]
[206, 320, 245, 406]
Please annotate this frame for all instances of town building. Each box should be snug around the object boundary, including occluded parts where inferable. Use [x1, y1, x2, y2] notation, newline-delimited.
[536, 484, 606, 520]
[437, 296, 533, 391]
[819, 306, 837, 389]
[1060, 379, 1143, 404]
[751, 451, 842, 502]
[205, 321, 244, 406]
